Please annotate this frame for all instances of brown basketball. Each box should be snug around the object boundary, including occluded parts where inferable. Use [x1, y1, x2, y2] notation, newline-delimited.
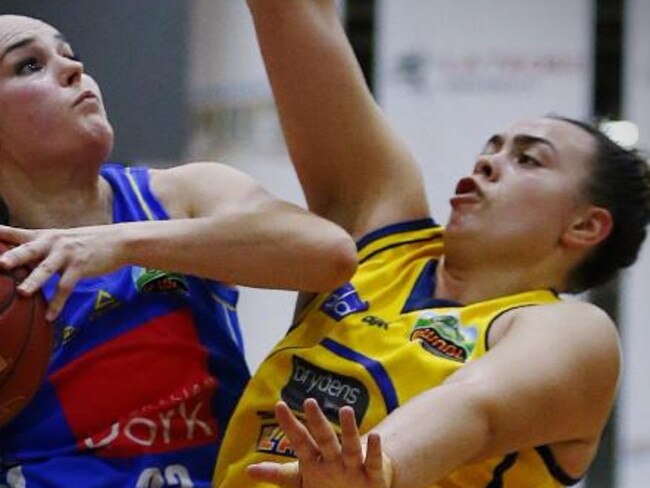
[0, 243, 52, 428]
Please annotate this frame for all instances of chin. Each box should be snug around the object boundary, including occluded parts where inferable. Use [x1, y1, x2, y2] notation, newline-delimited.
[79, 120, 115, 160]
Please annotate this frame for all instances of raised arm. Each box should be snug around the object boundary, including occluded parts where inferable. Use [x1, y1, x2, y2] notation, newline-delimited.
[247, 0, 429, 238]
[0, 162, 357, 319]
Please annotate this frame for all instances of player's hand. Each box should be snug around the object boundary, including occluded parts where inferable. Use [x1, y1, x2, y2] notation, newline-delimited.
[247, 399, 392, 488]
[0, 224, 125, 321]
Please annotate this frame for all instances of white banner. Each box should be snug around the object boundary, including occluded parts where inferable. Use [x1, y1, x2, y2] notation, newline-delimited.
[377, 0, 592, 222]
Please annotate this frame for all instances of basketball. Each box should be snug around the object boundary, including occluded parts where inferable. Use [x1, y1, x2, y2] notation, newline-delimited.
[0, 243, 52, 428]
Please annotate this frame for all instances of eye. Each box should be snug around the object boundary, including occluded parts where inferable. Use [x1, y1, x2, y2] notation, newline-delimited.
[15, 56, 43, 75]
[65, 53, 81, 63]
[517, 154, 542, 167]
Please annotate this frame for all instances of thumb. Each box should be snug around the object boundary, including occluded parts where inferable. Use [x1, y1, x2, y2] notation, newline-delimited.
[247, 461, 301, 487]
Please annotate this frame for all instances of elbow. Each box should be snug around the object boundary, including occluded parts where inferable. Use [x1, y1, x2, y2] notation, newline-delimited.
[317, 231, 358, 290]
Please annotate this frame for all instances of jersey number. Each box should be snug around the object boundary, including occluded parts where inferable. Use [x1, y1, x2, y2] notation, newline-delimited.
[136, 465, 193, 487]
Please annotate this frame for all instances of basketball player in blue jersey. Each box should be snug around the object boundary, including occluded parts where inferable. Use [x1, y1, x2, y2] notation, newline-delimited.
[212, 1, 650, 487]
[0, 14, 357, 488]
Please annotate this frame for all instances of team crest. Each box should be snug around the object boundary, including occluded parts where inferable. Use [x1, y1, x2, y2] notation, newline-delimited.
[132, 267, 189, 294]
[410, 311, 478, 362]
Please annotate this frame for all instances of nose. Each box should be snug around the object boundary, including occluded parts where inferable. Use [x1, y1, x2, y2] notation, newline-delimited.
[58, 56, 84, 87]
[473, 155, 499, 181]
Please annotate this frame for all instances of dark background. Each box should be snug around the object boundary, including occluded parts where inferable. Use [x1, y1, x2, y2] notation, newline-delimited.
[1, 1, 190, 164]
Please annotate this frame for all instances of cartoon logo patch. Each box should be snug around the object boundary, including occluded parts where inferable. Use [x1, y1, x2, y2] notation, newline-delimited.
[410, 311, 478, 362]
[320, 283, 369, 321]
[132, 267, 189, 294]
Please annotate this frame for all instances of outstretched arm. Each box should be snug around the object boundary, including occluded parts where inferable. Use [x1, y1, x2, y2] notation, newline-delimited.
[248, 302, 620, 488]
[0, 162, 357, 320]
[247, 0, 429, 238]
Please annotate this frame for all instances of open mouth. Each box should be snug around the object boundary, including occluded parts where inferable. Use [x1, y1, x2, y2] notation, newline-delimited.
[454, 177, 479, 195]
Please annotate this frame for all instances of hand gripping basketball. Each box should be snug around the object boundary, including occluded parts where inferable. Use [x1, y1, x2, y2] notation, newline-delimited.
[0, 242, 52, 428]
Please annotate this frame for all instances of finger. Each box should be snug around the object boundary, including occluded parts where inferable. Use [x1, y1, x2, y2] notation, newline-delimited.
[0, 239, 43, 269]
[339, 406, 364, 469]
[303, 398, 341, 461]
[44, 268, 80, 321]
[275, 401, 320, 463]
[0, 226, 34, 247]
[16, 253, 65, 296]
[246, 461, 301, 487]
[364, 432, 387, 484]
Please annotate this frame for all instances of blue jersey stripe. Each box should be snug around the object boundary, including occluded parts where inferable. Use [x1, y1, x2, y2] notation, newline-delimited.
[320, 338, 399, 414]
[356, 218, 436, 251]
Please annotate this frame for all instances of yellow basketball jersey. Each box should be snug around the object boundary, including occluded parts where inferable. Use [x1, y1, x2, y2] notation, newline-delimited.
[213, 219, 579, 487]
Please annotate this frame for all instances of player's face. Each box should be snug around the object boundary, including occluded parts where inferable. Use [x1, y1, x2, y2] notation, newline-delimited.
[447, 118, 597, 256]
[0, 15, 113, 165]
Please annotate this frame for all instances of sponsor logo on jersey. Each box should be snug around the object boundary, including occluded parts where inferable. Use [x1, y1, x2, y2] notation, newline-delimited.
[362, 315, 389, 330]
[410, 311, 478, 362]
[320, 283, 369, 321]
[256, 421, 296, 458]
[82, 378, 218, 456]
[281, 356, 369, 426]
[132, 267, 189, 294]
[51, 309, 221, 457]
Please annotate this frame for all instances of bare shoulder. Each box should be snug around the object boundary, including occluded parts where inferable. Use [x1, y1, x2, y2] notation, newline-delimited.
[476, 299, 621, 476]
[148, 161, 272, 219]
[518, 299, 619, 345]
[492, 299, 619, 353]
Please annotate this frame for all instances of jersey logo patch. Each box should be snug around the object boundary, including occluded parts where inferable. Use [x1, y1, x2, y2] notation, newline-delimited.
[281, 356, 369, 426]
[133, 267, 189, 294]
[320, 283, 369, 321]
[256, 421, 296, 458]
[93, 290, 121, 318]
[410, 311, 478, 362]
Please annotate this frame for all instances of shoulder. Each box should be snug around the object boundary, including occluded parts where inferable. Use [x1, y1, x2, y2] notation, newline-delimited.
[149, 161, 254, 190]
[493, 299, 621, 376]
[514, 300, 618, 339]
[148, 161, 273, 219]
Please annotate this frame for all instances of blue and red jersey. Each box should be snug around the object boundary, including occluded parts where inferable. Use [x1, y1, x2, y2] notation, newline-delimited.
[0, 164, 250, 487]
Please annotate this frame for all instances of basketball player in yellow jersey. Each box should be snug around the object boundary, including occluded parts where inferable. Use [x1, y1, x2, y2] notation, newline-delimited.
[214, 1, 650, 487]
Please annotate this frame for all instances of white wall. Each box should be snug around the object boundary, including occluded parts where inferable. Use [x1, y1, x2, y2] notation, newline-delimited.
[376, 0, 592, 222]
[619, 0, 650, 484]
[188, 0, 304, 372]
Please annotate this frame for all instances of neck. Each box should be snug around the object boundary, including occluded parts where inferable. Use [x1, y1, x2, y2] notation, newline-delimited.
[436, 243, 566, 305]
[0, 162, 112, 229]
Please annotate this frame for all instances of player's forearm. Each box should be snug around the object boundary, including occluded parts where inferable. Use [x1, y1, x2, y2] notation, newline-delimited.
[113, 204, 357, 291]
[371, 384, 494, 488]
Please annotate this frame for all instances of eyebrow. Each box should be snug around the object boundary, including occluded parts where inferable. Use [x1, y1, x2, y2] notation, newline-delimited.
[0, 32, 69, 62]
[484, 133, 558, 155]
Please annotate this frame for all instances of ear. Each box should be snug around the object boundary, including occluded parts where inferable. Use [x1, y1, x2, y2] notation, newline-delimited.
[562, 206, 613, 250]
